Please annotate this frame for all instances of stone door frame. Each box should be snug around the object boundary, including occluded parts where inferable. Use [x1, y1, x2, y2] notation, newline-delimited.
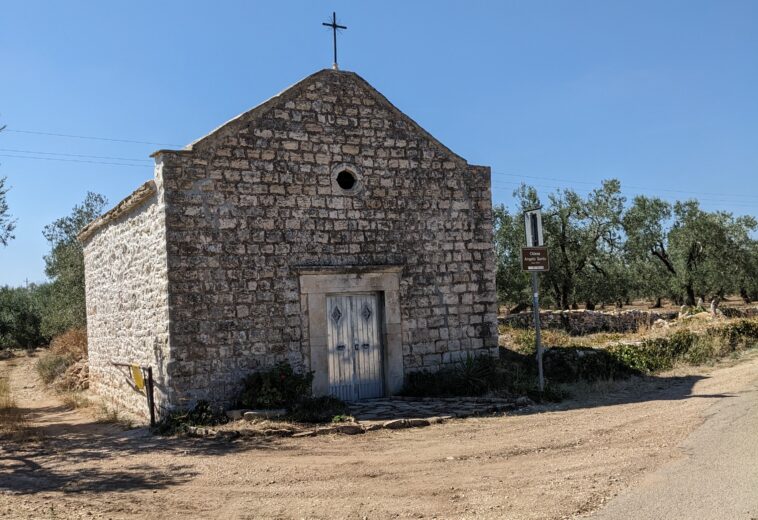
[297, 265, 404, 398]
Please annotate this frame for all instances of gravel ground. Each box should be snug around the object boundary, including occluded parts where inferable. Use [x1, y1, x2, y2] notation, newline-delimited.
[1, 350, 757, 520]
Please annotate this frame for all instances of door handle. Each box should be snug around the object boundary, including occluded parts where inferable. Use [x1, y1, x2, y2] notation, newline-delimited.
[354, 344, 360, 350]
[362, 343, 370, 349]
[336, 344, 345, 351]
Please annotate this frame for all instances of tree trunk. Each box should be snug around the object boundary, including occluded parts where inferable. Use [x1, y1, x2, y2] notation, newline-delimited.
[740, 287, 752, 304]
[685, 284, 696, 306]
[585, 301, 596, 311]
[710, 297, 720, 317]
[651, 296, 662, 309]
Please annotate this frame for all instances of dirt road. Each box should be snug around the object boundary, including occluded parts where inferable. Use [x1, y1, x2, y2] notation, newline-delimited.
[591, 358, 758, 520]
[2, 351, 757, 520]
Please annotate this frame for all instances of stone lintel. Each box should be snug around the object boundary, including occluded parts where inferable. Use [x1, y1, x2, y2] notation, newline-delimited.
[294, 264, 404, 276]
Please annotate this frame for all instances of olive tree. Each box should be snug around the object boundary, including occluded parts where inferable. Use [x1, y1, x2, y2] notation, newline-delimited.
[40, 192, 107, 337]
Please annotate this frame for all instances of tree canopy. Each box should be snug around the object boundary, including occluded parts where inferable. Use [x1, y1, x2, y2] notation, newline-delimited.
[0, 176, 15, 247]
[39, 192, 108, 337]
[495, 180, 758, 310]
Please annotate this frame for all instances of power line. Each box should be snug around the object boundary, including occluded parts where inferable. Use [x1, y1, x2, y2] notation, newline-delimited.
[3, 128, 183, 147]
[0, 148, 152, 163]
[0, 153, 151, 168]
[490, 180, 758, 209]
[491, 170, 758, 201]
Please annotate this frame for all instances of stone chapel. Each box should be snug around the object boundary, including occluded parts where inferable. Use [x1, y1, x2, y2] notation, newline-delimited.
[78, 69, 498, 418]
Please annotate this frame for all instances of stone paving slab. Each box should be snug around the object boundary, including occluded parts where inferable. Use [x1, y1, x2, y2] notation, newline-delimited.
[185, 396, 534, 440]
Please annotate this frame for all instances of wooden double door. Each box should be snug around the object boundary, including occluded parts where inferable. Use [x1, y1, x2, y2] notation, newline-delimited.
[326, 293, 384, 401]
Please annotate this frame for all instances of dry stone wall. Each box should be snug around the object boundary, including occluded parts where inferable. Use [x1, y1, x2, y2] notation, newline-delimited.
[81, 183, 171, 419]
[157, 69, 498, 408]
[500, 309, 679, 335]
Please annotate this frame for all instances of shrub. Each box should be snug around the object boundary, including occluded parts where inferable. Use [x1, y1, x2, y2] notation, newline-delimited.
[156, 400, 228, 435]
[606, 320, 758, 374]
[49, 328, 87, 359]
[287, 396, 349, 423]
[713, 319, 758, 348]
[36, 353, 74, 384]
[237, 362, 314, 409]
[402, 353, 566, 402]
[542, 347, 640, 383]
[35, 327, 87, 385]
[402, 355, 500, 397]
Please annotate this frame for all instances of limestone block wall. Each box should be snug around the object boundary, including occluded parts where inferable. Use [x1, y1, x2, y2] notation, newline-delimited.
[80, 181, 172, 419]
[156, 69, 498, 408]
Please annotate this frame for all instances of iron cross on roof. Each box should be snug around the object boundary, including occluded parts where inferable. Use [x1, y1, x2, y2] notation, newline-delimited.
[322, 12, 347, 70]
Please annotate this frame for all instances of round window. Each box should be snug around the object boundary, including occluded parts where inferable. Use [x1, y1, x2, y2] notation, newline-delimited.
[336, 170, 357, 190]
[331, 164, 362, 194]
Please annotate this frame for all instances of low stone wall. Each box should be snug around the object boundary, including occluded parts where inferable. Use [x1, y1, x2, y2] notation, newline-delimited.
[720, 307, 758, 319]
[499, 310, 679, 335]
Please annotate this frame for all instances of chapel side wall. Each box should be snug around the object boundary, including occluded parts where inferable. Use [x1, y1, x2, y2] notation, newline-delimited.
[82, 191, 172, 421]
[159, 70, 498, 408]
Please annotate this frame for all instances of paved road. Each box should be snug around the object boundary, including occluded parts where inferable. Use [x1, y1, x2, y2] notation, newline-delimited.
[591, 370, 758, 520]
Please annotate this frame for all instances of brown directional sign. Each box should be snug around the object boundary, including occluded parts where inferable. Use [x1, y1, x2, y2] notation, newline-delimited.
[521, 247, 550, 272]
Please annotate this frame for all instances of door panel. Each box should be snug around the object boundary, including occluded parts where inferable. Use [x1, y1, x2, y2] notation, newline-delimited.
[326, 295, 353, 401]
[326, 293, 383, 401]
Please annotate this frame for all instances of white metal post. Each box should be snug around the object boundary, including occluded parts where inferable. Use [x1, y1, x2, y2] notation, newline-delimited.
[531, 272, 544, 392]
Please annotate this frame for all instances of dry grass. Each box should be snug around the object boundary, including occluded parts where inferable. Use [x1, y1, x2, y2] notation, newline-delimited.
[501, 312, 751, 353]
[61, 391, 91, 410]
[0, 366, 28, 437]
[95, 402, 133, 428]
[49, 328, 87, 359]
[500, 326, 637, 351]
[36, 327, 87, 385]
[499, 296, 757, 316]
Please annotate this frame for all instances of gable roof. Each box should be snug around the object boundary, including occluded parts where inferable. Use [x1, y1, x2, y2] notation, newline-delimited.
[151, 69, 467, 164]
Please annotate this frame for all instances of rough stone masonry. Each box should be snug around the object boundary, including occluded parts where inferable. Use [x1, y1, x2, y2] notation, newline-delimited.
[78, 69, 498, 420]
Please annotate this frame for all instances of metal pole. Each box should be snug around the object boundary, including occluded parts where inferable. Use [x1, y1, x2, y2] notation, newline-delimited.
[531, 272, 545, 392]
[146, 366, 156, 427]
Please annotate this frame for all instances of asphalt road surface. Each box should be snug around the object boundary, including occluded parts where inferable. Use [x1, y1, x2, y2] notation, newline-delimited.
[591, 367, 758, 520]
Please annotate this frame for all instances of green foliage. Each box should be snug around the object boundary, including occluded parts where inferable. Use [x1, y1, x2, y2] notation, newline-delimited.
[542, 347, 640, 382]
[0, 176, 16, 247]
[237, 362, 314, 409]
[496, 180, 628, 310]
[496, 180, 758, 309]
[155, 400, 228, 435]
[493, 206, 531, 308]
[40, 192, 107, 337]
[408, 320, 758, 404]
[402, 354, 566, 402]
[287, 396, 349, 423]
[0, 285, 46, 348]
[606, 320, 758, 374]
[0, 191, 107, 348]
[403, 355, 497, 397]
[715, 319, 758, 344]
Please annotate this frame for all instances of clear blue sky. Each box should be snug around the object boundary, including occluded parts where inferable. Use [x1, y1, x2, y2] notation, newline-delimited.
[1, 1, 757, 286]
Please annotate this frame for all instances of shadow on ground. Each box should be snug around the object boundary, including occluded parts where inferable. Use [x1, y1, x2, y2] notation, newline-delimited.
[0, 411, 287, 496]
[351, 348, 742, 421]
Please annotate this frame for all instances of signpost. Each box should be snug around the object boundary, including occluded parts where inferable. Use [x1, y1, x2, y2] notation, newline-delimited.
[521, 247, 549, 272]
[522, 208, 548, 393]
